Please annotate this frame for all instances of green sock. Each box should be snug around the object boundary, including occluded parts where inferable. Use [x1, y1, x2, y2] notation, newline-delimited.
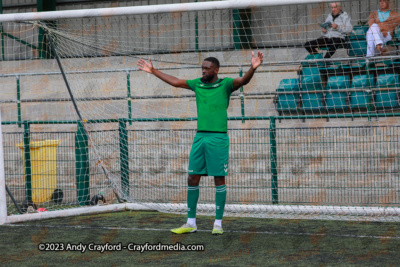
[215, 185, 227, 220]
[187, 186, 199, 219]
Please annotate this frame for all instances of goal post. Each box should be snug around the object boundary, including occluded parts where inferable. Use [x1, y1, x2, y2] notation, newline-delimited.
[1, 0, 400, 223]
[0, 111, 7, 225]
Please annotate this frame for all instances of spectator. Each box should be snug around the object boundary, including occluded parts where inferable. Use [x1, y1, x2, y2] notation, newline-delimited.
[367, 0, 400, 57]
[304, 2, 353, 59]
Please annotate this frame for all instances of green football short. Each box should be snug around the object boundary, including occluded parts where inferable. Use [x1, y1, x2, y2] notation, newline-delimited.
[188, 132, 229, 177]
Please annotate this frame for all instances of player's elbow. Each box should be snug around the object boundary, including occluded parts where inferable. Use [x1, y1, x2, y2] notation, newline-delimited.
[171, 80, 188, 89]
[168, 79, 182, 87]
[241, 80, 250, 87]
[170, 81, 181, 87]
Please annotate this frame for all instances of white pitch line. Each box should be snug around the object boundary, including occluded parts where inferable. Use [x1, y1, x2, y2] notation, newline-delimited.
[4, 224, 400, 240]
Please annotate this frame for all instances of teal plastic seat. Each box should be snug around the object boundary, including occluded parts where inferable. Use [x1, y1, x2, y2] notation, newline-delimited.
[350, 75, 374, 109]
[347, 25, 369, 57]
[301, 93, 324, 111]
[302, 53, 324, 67]
[301, 67, 323, 91]
[325, 76, 350, 111]
[348, 59, 367, 70]
[348, 25, 369, 41]
[347, 40, 367, 57]
[276, 79, 299, 112]
[300, 67, 323, 111]
[375, 74, 399, 108]
[368, 60, 395, 71]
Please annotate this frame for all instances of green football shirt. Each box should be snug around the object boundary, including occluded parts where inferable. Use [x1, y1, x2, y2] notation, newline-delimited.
[186, 77, 234, 132]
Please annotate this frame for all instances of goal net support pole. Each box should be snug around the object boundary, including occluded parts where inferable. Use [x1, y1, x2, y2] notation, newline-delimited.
[44, 26, 124, 204]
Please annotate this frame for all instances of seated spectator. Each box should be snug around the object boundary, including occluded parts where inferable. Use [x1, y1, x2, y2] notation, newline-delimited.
[304, 2, 353, 59]
[367, 0, 400, 57]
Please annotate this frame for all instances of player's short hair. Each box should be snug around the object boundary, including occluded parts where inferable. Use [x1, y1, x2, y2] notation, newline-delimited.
[203, 57, 220, 68]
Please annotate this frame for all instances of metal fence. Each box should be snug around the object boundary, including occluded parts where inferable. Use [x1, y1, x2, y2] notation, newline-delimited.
[2, 122, 400, 209]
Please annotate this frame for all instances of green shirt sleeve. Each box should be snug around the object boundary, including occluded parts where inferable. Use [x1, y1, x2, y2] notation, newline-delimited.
[186, 78, 200, 91]
[224, 78, 234, 94]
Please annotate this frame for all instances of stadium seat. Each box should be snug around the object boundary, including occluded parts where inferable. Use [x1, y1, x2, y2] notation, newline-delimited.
[300, 67, 324, 112]
[347, 25, 369, 57]
[349, 25, 369, 41]
[347, 59, 367, 71]
[325, 76, 350, 111]
[375, 74, 399, 109]
[300, 67, 323, 91]
[302, 53, 324, 67]
[368, 60, 395, 71]
[318, 60, 351, 75]
[276, 79, 299, 112]
[301, 93, 324, 112]
[350, 75, 374, 109]
[348, 40, 368, 57]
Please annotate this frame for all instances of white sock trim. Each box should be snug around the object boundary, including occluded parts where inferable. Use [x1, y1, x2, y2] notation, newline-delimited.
[187, 218, 196, 226]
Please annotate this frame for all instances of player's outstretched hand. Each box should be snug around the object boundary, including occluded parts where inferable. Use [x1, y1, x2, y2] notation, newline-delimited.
[137, 57, 154, 74]
[251, 51, 263, 70]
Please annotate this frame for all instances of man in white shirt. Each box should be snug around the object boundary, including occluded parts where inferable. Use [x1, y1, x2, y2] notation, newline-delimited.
[304, 2, 353, 58]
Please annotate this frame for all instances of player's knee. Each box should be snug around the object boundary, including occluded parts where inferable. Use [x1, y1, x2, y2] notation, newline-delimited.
[214, 176, 225, 186]
[188, 175, 201, 186]
[367, 24, 378, 34]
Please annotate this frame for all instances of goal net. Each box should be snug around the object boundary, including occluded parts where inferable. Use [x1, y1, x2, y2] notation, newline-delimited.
[1, 0, 400, 223]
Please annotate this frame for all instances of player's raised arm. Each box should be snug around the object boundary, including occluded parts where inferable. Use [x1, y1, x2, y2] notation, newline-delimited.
[232, 51, 263, 91]
[137, 58, 190, 89]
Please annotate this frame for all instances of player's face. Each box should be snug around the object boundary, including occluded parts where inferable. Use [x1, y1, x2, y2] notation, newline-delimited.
[330, 3, 341, 15]
[379, 0, 390, 10]
[201, 61, 219, 82]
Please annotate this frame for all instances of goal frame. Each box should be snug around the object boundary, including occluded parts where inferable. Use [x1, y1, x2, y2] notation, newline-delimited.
[0, 0, 338, 23]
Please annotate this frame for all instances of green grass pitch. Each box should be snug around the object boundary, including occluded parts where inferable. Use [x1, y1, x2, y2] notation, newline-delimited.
[1, 211, 400, 266]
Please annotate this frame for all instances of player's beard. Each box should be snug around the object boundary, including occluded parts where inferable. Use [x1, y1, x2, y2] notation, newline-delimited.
[201, 74, 215, 83]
